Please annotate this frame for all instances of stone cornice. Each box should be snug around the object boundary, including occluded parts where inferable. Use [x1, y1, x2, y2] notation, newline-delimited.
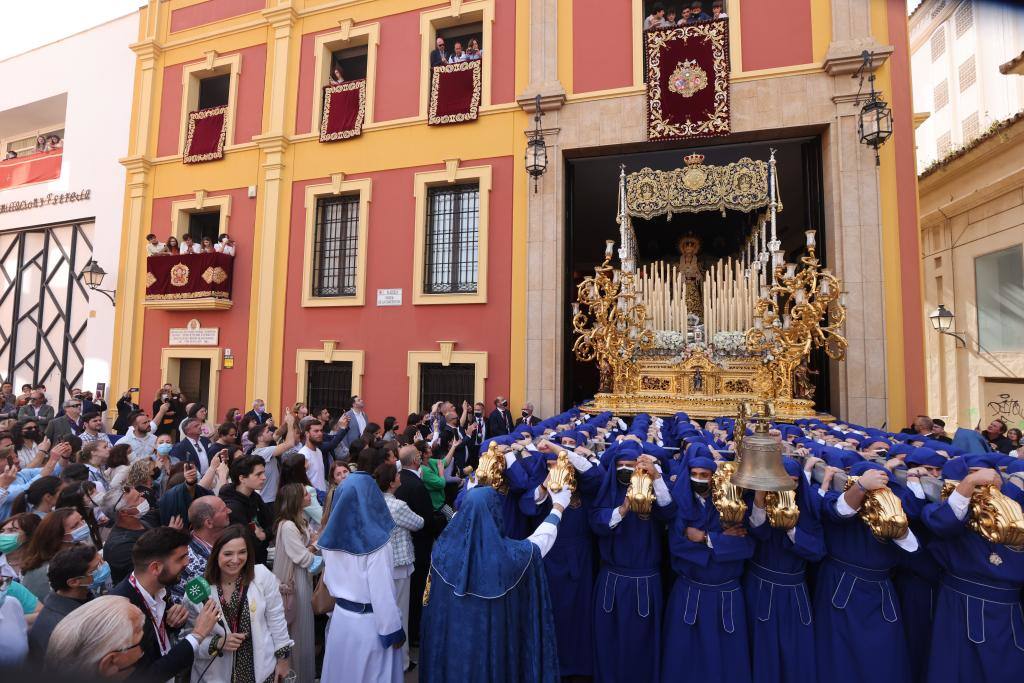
[823, 40, 893, 77]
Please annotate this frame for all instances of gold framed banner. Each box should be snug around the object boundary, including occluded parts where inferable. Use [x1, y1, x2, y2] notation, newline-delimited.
[428, 60, 482, 125]
[183, 105, 228, 164]
[646, 20, 730, 141]
[320, 80, 366, 142]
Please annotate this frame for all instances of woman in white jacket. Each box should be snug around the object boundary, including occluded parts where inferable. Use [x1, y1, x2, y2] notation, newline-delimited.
[188, 525, 294, 683]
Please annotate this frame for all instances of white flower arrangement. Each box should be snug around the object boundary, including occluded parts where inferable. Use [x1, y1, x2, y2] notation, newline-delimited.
[711, 331, 748, 357]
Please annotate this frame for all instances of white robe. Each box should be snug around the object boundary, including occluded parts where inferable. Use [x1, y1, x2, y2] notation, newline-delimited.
[321, 543, 403, 683]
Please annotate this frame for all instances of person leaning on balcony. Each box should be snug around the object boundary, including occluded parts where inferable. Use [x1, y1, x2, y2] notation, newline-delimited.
[644, 2, 666, 30]
[465, 38, 483, 61]
[166, 236, 180, 255]
[330, 64, 345, 85]
[4, 150, 16, 160]
[200, 237, 216, 254]
[214, 233, 235, 257]
[45, 135, 61, 151]
[180, 234, 201, 255]
[145, 234, 166, 257]
[34, 135, 46, 153]
[449, 41, 468, 63]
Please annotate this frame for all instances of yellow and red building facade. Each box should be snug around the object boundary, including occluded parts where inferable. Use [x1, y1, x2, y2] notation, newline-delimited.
[111, 0, 926, 429]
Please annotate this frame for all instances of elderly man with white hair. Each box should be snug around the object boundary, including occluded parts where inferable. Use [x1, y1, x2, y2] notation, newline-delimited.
[46, 594, 146, 678]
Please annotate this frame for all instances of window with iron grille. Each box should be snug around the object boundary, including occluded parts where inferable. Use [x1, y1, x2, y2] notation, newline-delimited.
[954, 2, 972, 37]
[418, 362, 475, 412]
[306, 360, 353, 420]
[930, 26, 945, 61]
[937, 131, 952, 157]
[424, 184, 480, 294]
[933, 80, 949, 111]
[962, 112, 979, 142]
[959, 55, 976, 91]
[312, 194, 360, 297]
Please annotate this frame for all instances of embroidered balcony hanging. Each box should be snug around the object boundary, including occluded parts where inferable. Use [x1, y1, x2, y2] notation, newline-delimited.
[645, 19, 730, 141]
[320, 80, 367, 142]
[183, 105, 228, 164]
[428, 60, 481, 125]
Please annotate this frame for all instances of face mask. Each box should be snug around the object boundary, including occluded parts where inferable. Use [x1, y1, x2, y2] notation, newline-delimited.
[256, 406, 265, 414]
[616, 468, 633, 486]
[133, 500, 150, 518]
[521, 410, 529, 418]
[690, 477, 711, 495]
[88, 561, 111, 590]
[0, 533, 21, 554]
[156, 443, 172, 456]
[23, 429, 39, 440]
[474, 411, 482, 418]
[70, 524, 91, 543]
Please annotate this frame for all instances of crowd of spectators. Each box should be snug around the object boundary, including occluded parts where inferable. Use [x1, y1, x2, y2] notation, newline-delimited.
[145, 233, 236, 257]
[429, 35, 484, 68]
[643, 0, 726, 30]
[2, 134, 63, 162]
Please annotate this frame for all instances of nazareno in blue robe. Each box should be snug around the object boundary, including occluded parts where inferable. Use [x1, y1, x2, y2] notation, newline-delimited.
[662, 455, 754, 683]
[920, 458, 1024, 683]
[589, 438, 677, 683]
[420, 486, 559, 683]
[744, 458, 826, 683]
[814, 461, 916, 683]
[519, 454, 604, 678]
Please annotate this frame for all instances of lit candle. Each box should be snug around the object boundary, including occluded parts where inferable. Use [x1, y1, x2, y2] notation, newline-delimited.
[805, 230, 816, 248]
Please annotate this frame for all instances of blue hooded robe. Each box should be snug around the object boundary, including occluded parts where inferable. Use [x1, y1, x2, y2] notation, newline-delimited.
[589, 439, 677, 683]
[744, 457, 826, 683]
[814, 460, 916, 683]
[920, 458, 1024, 683]
[662, 455, 754, 683]
[420, 486, 559, 683]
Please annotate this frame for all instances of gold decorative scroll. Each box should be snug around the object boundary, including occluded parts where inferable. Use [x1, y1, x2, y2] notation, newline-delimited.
[625, 156, 770, 219]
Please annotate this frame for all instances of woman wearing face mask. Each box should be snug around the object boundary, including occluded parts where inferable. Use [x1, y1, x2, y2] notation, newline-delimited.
[13, 420, 46, 468]
[20, 507, 88, 600]
[0, 513, 42, 575]
[57, 483, 104, 550]
[187, 525, 294, 683]
[27, 543, 108, 657]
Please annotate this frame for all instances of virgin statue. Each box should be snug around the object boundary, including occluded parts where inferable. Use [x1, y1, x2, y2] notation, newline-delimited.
[676, 233, 706, 321]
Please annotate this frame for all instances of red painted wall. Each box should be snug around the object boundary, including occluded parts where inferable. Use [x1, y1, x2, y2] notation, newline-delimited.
[739, 0, 813, 71]
[490, 0, 516, 104]
[887, 0, 926, 417]
[156, 44, 267, 156]
[280, 156, 515, 418]
[169, 0, 266, 33]
[139, 188, 257, 414]
[573, 0, 634, 93]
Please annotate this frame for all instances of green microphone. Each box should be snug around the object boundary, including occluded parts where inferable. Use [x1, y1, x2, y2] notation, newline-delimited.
[184, 576, 212, 606]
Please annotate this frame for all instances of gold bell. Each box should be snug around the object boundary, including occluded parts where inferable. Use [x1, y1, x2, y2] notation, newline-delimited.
[731, 412, 796, 492]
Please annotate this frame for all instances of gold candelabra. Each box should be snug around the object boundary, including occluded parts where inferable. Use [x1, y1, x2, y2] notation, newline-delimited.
[572, 240, 654, 393]
[745, 231, 847, 400]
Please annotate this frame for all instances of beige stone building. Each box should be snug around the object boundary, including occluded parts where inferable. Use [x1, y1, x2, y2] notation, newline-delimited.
[919, 96, 1024, 431]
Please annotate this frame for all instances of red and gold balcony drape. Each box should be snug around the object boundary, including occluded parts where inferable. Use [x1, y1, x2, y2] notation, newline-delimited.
[320, 79, 367, 142]
[145, 252, 234, 302]
[183, 105, 228, 164]
[0, 149, 63, 190]
[428, 60, 482, 125]
[646, 20, 731, 141]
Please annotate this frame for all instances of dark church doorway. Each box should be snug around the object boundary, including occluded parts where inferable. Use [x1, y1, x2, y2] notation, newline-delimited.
[563, 136, 830, 414]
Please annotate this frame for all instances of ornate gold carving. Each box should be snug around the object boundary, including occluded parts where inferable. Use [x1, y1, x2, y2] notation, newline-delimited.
[428, 60, 482, 125]
[145, 272, 157, 288]
[711, 461, 747, 525]
[319, 80, 366, 142]
[183, 105, 228, 164]
[646, 21, 730, 140]
[201, 267, 228, 285]
[723, 379, 752, 393]
[640, 376, 671, 391]
[625, 157, 769, 219]
[668, 59, 708, 98]
[169, 263, 190, 287]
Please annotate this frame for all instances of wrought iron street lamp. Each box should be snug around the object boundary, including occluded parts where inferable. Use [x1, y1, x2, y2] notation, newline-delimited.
[928, 304, 966, 347]
[525, 93, 548, 193]
[854, 51, 893, 166]
[80, 259, 116, 304]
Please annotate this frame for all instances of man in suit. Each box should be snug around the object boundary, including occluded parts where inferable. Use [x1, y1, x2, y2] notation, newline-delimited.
[171, 417, 213, 473]
[339, 394, 369, 457]
[109, 527, 220, 682]
[429, 36, 448, 68]
[18, 390, 54, 428]
[396, 444, 442, 647]
[516, 401, 541, 428]
[44, 398, 84, 442]
[487, 396, 514, 437]
[242, 398, 273, 426]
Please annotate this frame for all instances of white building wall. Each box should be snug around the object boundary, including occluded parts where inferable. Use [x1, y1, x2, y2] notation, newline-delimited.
[910, 0, 1024, 172]
[0, 13, 136, 398]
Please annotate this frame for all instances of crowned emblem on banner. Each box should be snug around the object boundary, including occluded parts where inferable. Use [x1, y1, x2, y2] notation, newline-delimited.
[668, 59, 708, 98]
[169, 263, 190, 287]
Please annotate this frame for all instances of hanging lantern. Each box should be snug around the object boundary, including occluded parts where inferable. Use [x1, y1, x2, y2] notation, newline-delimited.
[524, 93, 548, 193]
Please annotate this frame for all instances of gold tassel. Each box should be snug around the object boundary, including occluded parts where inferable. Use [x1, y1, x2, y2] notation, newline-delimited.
[422, 573, 432, 606]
